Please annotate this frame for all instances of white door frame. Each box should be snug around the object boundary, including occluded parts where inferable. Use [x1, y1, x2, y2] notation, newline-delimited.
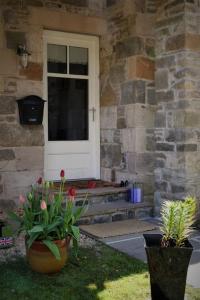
[43, 30, 100, 180]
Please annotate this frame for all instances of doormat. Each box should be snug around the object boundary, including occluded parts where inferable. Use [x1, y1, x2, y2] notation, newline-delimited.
[80, 219, 157, 239]
[53, 180, 119, 190]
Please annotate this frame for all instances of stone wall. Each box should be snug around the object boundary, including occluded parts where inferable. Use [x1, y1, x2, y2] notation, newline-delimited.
[0, 0, 106, 209]
[100, 0, 156, 203]
[154, 0, 200, 214]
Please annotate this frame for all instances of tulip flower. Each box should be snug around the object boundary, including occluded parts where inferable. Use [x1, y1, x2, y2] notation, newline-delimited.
[19, 194, 26, 204]
[88, 181, 96, 189]
[60, 169, 65, 178]
[37, 177, 42, 185]
[68, 187, 76, 197]
[41, 200, 47, 210]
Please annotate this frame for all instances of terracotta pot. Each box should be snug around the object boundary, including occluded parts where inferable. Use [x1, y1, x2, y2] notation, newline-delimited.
[26, 238, 70, 274]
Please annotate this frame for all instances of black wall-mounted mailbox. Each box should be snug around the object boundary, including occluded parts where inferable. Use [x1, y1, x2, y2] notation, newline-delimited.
[17, 95, 46, 125]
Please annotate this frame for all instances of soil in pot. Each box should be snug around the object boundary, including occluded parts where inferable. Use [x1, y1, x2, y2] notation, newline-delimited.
[26, 239, 69, 274]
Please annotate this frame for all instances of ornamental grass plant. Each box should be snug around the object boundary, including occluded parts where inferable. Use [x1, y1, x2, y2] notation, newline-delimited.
[160, 196, 197, 247]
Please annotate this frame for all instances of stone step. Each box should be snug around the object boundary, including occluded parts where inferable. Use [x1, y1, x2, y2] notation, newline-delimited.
[74, 186, 129, 205]
[77, 200, 153, 225]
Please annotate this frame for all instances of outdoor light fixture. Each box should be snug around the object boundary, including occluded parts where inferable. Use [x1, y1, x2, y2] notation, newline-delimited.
[17, 44, 31, 68]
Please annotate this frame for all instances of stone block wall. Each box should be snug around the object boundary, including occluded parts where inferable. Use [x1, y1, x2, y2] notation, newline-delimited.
[154, 0, 200, 214]
[0, 0, 106, 209]
[0, 0, 199, 215]
[100, 0, 156, 203]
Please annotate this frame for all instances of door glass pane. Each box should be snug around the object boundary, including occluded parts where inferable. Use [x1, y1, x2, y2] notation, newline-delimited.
[69, 46, 88, 75]
[47, 44, 67, 74]
[48, 77, 88, 141]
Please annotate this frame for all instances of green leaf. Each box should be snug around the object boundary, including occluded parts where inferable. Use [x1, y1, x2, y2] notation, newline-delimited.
[27, 232, 41, 248]
[28, 225, 44, 234]
[46, 220, 62, 233]
[71, 225, 80, 240]
[8, 211, 21, 223]
[43, 240, 61, 260]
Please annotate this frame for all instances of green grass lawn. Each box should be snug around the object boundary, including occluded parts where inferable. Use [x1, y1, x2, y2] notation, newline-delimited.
[0, 244, 199, 300]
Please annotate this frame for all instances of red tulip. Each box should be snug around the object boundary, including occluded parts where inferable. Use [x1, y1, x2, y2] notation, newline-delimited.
[88, 181, 96, 189]
[60, 169, 65, 178]
[37, 177, 42, 185]
[41, 200, 47, 210]
[68, 187, 76, 198]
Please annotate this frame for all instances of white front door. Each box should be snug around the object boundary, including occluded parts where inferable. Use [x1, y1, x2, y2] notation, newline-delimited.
[43, 31, 100, 181]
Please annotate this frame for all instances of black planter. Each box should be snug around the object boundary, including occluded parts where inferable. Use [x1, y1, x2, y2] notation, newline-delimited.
[143, 234, 193, 300]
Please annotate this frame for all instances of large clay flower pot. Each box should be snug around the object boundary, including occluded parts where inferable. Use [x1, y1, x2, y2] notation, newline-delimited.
[26, 238, 70, 274]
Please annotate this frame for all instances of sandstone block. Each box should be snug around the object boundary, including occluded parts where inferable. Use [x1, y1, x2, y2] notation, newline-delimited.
[156, 90, 174, 102]
[112, 212, 127, 222]
[0, 124, 44, 147]
[166, 34, 185, 51]
[156, 55, 176, 68]
[100, 167, 112, 182]
[133, 105, 155, 128]
[101, 144, 122, 168]
[155, 69, 168, 90]
[6, 31, 26, 50]
[156, 143, 174, 151]
[127, 56, 155, 81]
[136, 13, 155, 36]
[121, 128, 135, 152]
[0, 49, 17, 75]
[127, 152, 136, 173]
[185, 34, 200, 51]
[121, 80, 145, 104]
[136, 153, 155, 173]
[4, 77, 17, 93]
[176, 144, 197, 152]
[101, 129, 118, 143]
[117, 118, 126, 129]
[101, 83, 117, 107]
[147, 88, 156, 105]
[0, 149, 15, 161]
[185, 111, 200, 127]
[15, 146, 44, 171]
[30, 7, 107, 36]
[19, 62, 43, 81]
[100, 106, 117, 129]
[110, 63, 125, 85]
[16, 80, 42, 98]
[3, 170, 43, 202]
[0, 96, 16, 114]
[115, 37, 144, 59]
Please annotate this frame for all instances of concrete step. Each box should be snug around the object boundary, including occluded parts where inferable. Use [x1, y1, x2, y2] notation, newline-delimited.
[50, 184, 154, 225]
[74, 186, 129, 205]
[77, 200, 153, 225]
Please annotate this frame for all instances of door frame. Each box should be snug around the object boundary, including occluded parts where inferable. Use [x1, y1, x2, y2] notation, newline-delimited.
[43, 30, 100, 180]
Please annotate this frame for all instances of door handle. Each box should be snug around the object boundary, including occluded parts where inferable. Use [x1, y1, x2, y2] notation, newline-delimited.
[89, 107, 96, 121]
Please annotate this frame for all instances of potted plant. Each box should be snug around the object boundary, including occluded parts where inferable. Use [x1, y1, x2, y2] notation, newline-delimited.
[144, 196, 197, 300]
[10, 170, 86, 274]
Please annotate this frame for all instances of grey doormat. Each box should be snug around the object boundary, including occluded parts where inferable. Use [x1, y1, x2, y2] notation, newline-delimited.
[80, 219, 157, 239]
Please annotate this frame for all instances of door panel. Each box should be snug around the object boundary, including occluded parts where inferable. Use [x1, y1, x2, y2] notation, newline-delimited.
[43, 31, 100, 181]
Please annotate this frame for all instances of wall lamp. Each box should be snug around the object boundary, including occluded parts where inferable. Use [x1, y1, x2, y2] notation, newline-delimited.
[17, 44, 31, 68]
